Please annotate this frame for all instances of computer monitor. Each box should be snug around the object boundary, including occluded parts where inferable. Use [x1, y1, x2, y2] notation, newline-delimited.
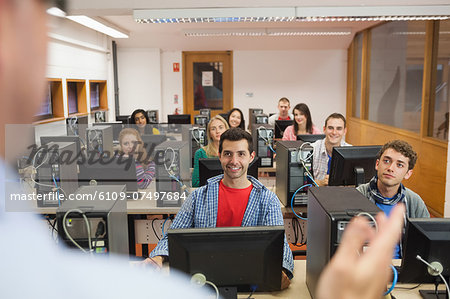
[398, 218, 450, 297]
[328, 145, 382, 187]
[168, 114, 191, 133]
[168, 114, 191, 124]
[198, 157, 259, 186]
[115, 115, 130, 124]
[78, 157, 138, 192]
[168, 226, 284, 292]
[274, 120, 293, 139]
[297, 134, 325, 143]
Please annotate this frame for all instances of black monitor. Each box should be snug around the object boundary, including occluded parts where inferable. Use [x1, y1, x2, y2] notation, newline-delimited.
[168, 226, 284, 293]
[198, 157, 259, 186]
[168, 114, 191, 133]
[328, 145, 381, 187]
[93, 122, 123, 142]
[78, 157, 138, 192]
[168, 114, 191, 124]
[297, 134, 325, 143]
[398, 218, 450, 297]
[116, 115, 130, 124]
[274, 120, 293, 139]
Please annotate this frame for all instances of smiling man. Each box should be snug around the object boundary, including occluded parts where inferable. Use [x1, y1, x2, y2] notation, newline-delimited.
[356, 140, 429, 258]
[268, 97, 294, 126]
[311, 113, 351, 186]
[147, 128, 294, 288]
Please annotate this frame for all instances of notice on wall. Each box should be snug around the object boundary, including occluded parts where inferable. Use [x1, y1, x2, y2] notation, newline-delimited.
[202, 71, 213, 86]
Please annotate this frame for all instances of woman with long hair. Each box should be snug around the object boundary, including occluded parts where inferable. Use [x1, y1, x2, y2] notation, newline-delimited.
[192, 115, 229, 187]
[130, 109, 160, 135]
[282, 103, 321, 140]
[118, 128, 155, 189]
[226, 108, 245, 130]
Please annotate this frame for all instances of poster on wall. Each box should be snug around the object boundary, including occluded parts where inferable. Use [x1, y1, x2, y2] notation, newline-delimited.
[202, 71, 213, 86]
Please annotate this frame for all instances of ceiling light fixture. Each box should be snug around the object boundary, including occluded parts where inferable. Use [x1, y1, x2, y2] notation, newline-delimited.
[66, 16, 129, 38]
[47, 7, 66, 18]
[134, 6, 450, 24]
[183, 28, 352, 37]
[134, 7, 296, 23]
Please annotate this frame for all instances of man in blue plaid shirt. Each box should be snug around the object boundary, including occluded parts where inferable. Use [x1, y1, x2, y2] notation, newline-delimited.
[145, 128, 294, 289]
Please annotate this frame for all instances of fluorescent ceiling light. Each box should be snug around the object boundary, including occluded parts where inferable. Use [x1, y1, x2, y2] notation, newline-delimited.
[66, 16, 129, 38]
[47, 7, 66, 18]
[297, 16, 449, 22]
[393, 31, 450, 36]
[184, 28, 266, 37]
[134, 7, 295, 23]
[267, 28, 351, 36]
[183, 28, 352, 37]
[134, 6, 450, 23]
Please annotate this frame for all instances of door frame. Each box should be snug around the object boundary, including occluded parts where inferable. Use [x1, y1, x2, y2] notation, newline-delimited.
[182, 51, 233, 119]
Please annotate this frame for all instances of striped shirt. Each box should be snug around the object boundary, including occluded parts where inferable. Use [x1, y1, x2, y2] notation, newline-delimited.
[150, 174, 295, 276]
[312, 138, 351, 180]
[136, 160, 156, 189]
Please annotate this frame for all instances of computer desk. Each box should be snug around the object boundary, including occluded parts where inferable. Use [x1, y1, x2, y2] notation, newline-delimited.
[235, 260, 445, 299]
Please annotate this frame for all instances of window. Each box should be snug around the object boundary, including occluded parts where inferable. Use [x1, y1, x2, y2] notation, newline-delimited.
[368, 21, 426, 133]
[33, 79, 64, 123]
[66, 80, 87, 115]
[35, 82, 53, 120]
[67, 82, 79, 114]
[432, 20, 450, 141]
[90, 82, 100, 110]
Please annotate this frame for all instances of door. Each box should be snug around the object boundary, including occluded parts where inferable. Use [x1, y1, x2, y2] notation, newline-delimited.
[183, 51, 233, 119]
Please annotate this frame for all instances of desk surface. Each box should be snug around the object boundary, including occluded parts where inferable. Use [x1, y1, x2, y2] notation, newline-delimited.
[35, 179, 307, 215]
[237, 260, 444, 298]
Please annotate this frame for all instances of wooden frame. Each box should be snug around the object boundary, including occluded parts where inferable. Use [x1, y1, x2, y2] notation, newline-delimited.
[66, 79, 87, 116]
[89, 80, 108, 111]
[421, 21, 440, 138]
[33, 78, 65, 125]
[346, 39, 355, 118]
[346, 20, 448, 217]
[360, 29, 371, 120]
[182, 51, 233, 118]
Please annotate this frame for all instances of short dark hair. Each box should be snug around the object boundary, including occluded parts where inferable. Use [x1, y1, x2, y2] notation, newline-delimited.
[377, 140, 417, 170]
[279, 97, 290, 105]
[130, 109, 149, 124]
[226, 108, 246, 130]
[324, 113, 346, 128]
[219, 128, 253, 154]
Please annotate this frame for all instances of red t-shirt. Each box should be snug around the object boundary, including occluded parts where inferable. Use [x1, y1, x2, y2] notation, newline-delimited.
[278, 116, 291, 120]
[216, 180, 253, 227]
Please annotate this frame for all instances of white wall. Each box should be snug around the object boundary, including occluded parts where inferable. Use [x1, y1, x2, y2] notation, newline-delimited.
[34, 18, 113, 143]
[233, 50, 347, 129]
[116, 48, 162, 117]
[161, 52, 183, 122]
[118, 49, 348, 128]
